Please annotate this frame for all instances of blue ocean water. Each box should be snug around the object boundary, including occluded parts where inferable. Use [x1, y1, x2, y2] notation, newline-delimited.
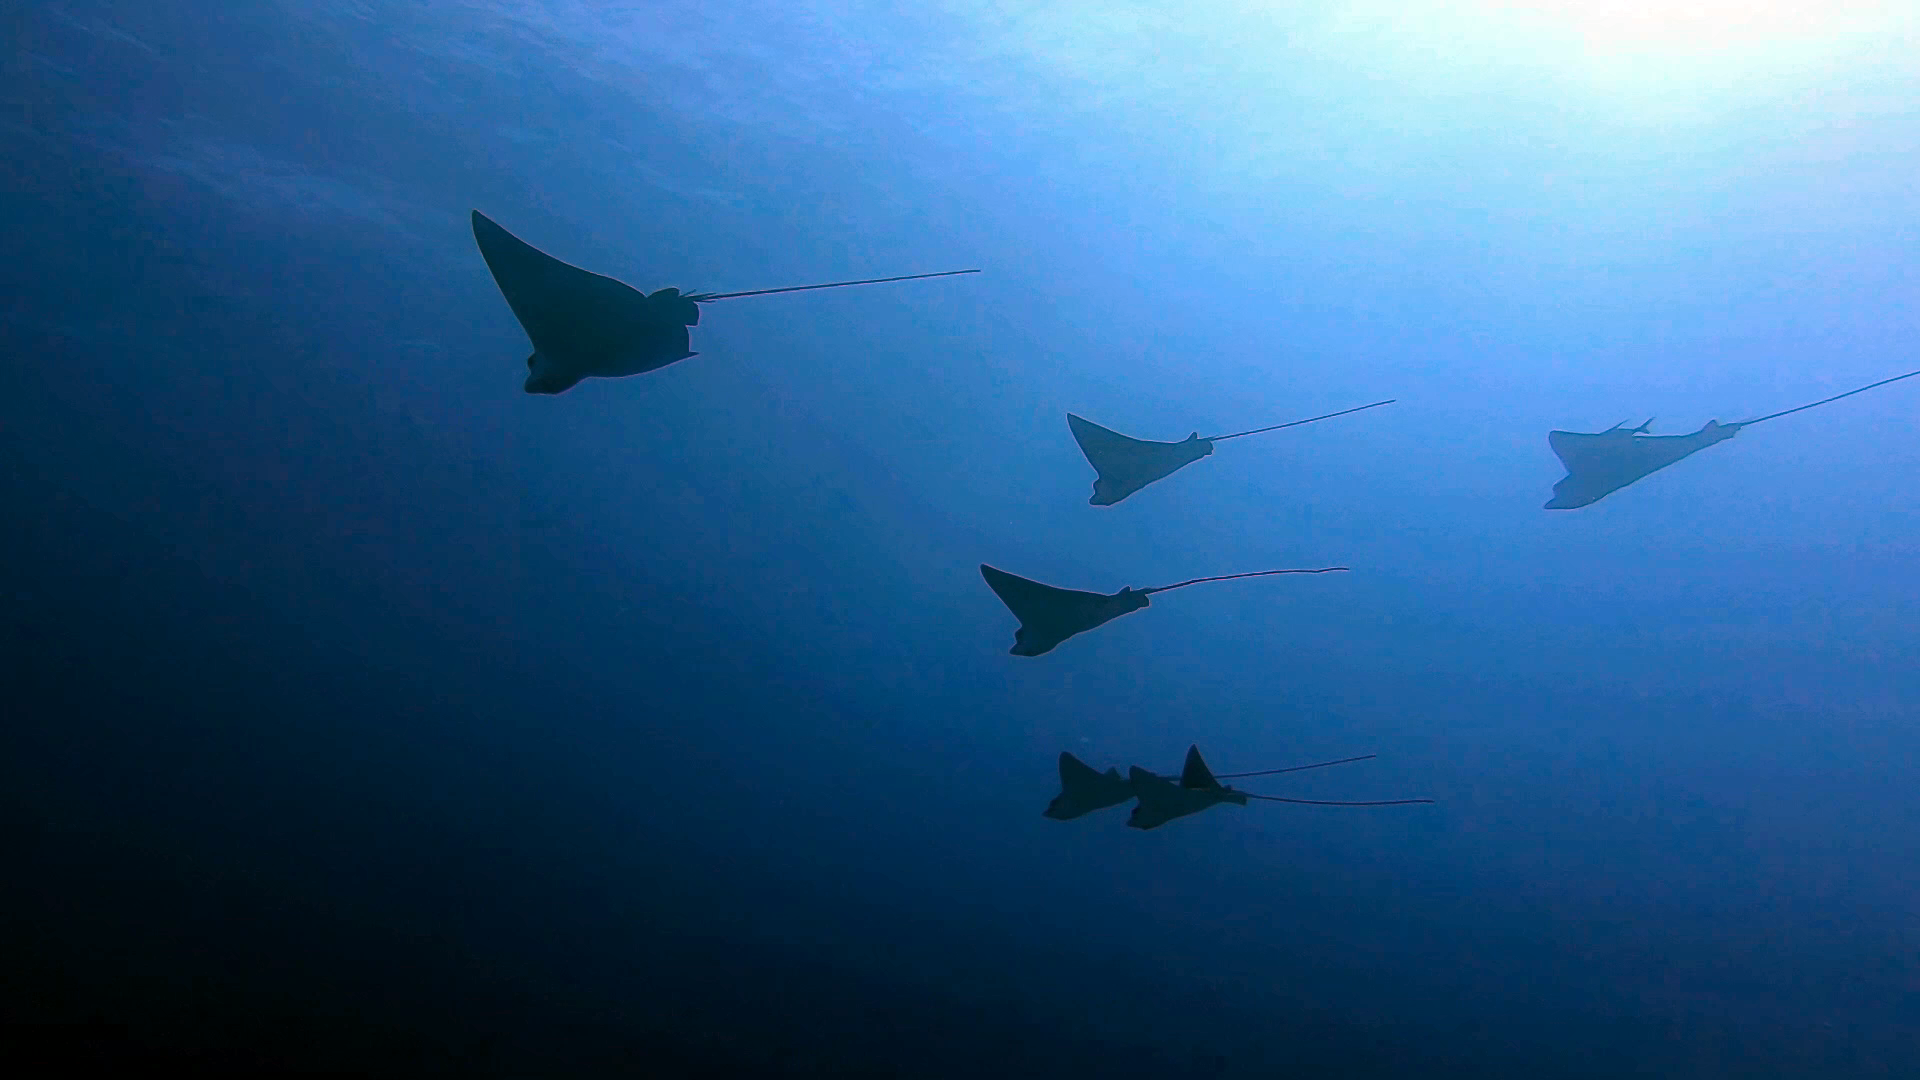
[5, 3, 1918, 1075]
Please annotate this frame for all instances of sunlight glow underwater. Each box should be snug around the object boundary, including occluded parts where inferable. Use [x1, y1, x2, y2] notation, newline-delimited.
[1507, 1, 1897, 50]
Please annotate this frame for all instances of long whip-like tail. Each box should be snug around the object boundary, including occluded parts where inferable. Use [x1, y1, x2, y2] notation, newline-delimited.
[1205, 399, 1396, 442]
[1215, 755, 1376, 780]
[1736, 369, 1920, 427]
[689, 268, 980, 302]
[1246, 794, 1433, 806]
[1140, 567, 1348, 596]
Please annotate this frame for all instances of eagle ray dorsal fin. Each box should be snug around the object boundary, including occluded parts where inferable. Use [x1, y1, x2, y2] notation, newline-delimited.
[1180, 745, 1219, 789]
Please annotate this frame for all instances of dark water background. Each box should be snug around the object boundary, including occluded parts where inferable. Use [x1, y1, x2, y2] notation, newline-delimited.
[5, 3, 1918, 1075]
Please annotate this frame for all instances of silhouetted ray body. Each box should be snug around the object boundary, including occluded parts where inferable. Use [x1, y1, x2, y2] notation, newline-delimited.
[1044, 747, 1430, 829]
[1544, 367, 1920, 509]
[978, 564, 1347, 657]
[471, 210, 979, 394]
[979, 564, 1149, 657]
[1043, 752, 1137, 820]
[1068, 416, 1213, 506]
[1066, 400, 1394, 506]
[1546, 420, 1737, 509]
[472, 211, 699, 394]
[1127, 746, 1248, 830]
